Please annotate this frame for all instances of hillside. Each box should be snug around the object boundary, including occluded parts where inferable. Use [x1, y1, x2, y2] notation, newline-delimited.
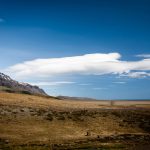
[0, 72, 47, 96]
[0, 92, 150, 149]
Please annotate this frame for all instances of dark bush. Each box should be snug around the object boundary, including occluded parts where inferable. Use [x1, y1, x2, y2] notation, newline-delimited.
[56, 115, 65, 120]
[21, 90, 32, 95]
[4, 89, 15, 93]
[46, 113, 53, 121]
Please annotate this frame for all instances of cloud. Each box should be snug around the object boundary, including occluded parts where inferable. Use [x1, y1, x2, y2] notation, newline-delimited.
[93, 87, 108, 90]
[29, 81, 75, 86]
[136, 54, 150, 58]
[0, 18, 5, 22]
[79, 83, 91, 86]
[4, 53, 150, 79]
[113, 82, 126, 84]
[121, 71, 150, 78]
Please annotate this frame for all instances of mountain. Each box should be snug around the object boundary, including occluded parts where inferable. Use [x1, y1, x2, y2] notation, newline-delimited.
[0, 72, 47, 96]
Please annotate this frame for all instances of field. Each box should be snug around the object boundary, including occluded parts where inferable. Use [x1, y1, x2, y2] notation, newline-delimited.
[0, 92, 150, 149]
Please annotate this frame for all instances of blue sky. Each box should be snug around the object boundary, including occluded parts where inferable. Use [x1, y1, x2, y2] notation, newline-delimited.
[0, 0, 150, 99]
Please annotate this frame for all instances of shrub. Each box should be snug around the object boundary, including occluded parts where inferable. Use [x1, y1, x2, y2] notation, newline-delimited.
[21, 90, 32, 95]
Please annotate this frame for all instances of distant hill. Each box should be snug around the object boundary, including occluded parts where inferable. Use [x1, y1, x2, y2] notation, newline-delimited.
[57, 95, 99, 101]
[0, 72, 47, 96]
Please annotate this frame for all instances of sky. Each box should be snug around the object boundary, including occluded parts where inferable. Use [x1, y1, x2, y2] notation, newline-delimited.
[0, 0, 150, 99]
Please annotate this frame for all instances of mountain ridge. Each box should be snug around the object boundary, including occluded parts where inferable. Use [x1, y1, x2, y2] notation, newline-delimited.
[0, 72, 47, 96]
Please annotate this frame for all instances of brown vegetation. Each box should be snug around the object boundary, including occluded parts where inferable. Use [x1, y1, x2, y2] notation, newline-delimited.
[0, 92, 150, 149]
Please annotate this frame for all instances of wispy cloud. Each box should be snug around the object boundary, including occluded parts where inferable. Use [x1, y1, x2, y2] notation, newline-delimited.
[93, 87, 108, 90]
[136, 54, 150, 58]
[121, 71, 150, 78]
[29, 81, 76, 86]
[113, 81, 126, 84]
[79, 83, 91, 86]
[4, 53, 150, 79]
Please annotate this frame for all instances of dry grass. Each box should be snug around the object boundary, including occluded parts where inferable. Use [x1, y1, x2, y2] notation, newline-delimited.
[0, 92, 150, 110]
[0, 92, 150, 149]
[0, 92, 109, 110]
[0, 115, 142, 145]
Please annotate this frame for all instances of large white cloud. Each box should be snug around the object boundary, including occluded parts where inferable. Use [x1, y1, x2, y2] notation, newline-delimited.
[4, 53, 150, 79]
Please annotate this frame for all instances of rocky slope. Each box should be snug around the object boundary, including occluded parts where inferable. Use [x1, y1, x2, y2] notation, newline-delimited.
[0, 72, 47, 96]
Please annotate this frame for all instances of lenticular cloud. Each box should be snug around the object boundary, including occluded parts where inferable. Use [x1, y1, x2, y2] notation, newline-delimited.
[4, 53, 150, 79]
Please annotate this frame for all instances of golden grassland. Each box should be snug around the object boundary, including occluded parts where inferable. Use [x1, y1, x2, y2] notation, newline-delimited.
[0, 92, 150, 149]
[0, 92, 150, 109]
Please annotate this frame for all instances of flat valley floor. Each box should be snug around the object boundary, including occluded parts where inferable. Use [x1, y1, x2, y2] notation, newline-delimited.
[0, 92, 150, 150]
